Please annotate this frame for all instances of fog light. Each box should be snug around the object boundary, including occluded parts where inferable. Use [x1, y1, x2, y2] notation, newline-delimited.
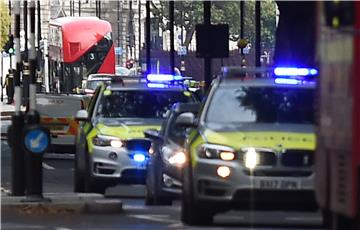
[110, 140, 123, 148]
[148, 146, 154, 155]
[108, 152, 118, 160]
[133, 153, 146, 162]
[244, 148, 259, 169]
[220, 151, 235, 161]
[217, 166, 231, 178]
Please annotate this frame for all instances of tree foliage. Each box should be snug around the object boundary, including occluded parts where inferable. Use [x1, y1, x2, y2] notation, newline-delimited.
[151, 0, 277, 51]
[0, 1, 10, 49]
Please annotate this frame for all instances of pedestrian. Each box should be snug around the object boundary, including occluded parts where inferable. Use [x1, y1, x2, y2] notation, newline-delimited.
[4, 69, 14, 104]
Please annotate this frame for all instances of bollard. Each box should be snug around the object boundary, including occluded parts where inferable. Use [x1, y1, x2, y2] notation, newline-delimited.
[22, 123, 50, 202]
[22, 83, 50, 202]
[9, 110, 26, 196]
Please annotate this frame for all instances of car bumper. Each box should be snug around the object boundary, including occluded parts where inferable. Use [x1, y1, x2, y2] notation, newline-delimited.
[89, 145, 148, 184]
[160, 161, 183, 197]
[48, 135, 75, 153]
[192, 158, 316, 210]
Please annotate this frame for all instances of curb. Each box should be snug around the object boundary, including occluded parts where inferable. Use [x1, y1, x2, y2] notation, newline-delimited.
[1, 193, 123, 214]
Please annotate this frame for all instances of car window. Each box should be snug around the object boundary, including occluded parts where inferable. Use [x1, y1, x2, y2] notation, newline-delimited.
[96, 90, 191, 119]
[86, 80, 111, 90]
[167, 113, 189, 145]
[87, 86, 102, 117]
[206, 86, 315, 124]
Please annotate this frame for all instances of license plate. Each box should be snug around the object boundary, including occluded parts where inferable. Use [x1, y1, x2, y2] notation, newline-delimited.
[257, 179, 300, 190]
[44, 124, 68, 134]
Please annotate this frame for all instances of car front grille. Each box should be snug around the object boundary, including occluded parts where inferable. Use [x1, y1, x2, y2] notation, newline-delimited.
[281, 150, 314, 167]
[239, 149, 277, 166]
[125, 139, 151, 152]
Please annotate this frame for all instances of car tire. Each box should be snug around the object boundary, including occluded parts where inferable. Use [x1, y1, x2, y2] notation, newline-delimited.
[145, 185, 155, 205]
[74, 154, 85, 193]
[181, 164, 213, 226]
[152, 161, 172, 206]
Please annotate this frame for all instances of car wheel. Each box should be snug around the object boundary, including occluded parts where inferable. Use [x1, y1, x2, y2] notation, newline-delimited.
[181, 164, 213, 226]
[152, 161, 172, 206]
[145, 186, 155, 205]
[84, 150, 107, 194]
[74, 153, 85, 193]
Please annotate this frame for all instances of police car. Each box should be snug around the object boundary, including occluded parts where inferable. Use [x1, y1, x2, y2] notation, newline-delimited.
[144, 102, 200, 205]
[178, 67, 317, 225]
[73, 74, 198, 194]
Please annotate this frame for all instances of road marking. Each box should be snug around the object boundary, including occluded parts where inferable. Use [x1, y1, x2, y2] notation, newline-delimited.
[44, 153, 74, 160]
[42, 162, 55, 170]
[167, 223, 185, 228]
[129, 214, 178, 224]
[55, 228, 72, 230]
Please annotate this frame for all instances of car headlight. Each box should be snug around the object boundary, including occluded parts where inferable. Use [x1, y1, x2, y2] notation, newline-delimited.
[168, 152, 186, 165]
[197, 144, 236, 160]
[162, 146, 186, 166]
[92, 135, 124, 148]
[243, 147, 260, 169]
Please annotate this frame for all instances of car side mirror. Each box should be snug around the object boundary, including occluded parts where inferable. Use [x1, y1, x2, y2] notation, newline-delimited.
[144, 129, 163, 141]
[175, 112, 197, 128]
[75, 109, 88, 121]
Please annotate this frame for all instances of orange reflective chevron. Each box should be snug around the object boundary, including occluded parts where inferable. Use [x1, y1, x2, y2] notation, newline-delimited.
[40, 117, 79, 135]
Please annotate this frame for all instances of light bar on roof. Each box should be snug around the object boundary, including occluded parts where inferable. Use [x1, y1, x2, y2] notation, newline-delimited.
[274, 67, 318, 76]
[147, 83, 169, 88]
[147, 74, 174, 82]
[146, 74, 183, 82]
[274, 78, 301, 85]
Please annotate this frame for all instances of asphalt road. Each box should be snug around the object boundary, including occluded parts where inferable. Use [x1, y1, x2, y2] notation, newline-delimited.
[1, 140, 325, 230]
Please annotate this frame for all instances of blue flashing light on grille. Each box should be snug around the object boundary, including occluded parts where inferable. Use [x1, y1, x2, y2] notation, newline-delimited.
[274, 78, 301, 85]
[147, 83, 168, 88]
[133, 153, 146, 162]
[274, 67, 318, 77]
[146, 74, 183, 82]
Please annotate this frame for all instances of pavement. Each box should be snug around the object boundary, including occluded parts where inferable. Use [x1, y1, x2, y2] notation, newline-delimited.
[1, 191, 123, 214]
[0, 101, 26, 120]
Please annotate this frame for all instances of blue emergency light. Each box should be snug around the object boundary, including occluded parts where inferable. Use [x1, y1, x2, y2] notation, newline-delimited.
[147, 83, 169, 88]
[274, 67, 318, 77]
[274, 78, 301, 85]
[133, 153, 146, 162]
[146, 74, 183, 82]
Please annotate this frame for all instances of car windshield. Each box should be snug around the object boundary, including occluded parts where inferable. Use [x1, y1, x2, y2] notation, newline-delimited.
[86, 80, 111, 90]
[96, 90, 192, 119]
[206, 86, 315, 124]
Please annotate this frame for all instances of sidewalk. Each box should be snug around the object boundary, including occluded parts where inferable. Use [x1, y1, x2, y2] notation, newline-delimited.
[1, 192, 123, 214]
[0, 102, 26, 120]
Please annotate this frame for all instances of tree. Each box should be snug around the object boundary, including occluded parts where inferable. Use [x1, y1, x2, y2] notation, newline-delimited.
[151, 1, 277, 51]
[0, 1, 11, 49]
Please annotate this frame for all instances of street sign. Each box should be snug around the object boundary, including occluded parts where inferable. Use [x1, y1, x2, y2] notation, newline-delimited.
[24, 126, 50, 154]
[178, 46, 187, 56]
[115, 47, 123, 55]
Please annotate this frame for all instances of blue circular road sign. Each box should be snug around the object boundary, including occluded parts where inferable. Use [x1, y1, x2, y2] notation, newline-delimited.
[24, 127, 50, 154]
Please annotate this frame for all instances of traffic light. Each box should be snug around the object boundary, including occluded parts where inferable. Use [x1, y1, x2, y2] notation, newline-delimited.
[126, 59, 134, 69]
[3, 35, 14, 55]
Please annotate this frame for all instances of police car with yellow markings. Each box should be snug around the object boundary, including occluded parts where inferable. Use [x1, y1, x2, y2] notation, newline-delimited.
[178, 67, 317, 225]
[73, 74, 198, 194]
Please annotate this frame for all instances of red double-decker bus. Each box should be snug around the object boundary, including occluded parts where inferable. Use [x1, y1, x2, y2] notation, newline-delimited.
[48, 17, 115, 93]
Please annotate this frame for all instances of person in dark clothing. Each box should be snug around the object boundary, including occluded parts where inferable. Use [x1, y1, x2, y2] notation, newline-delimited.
[4, 69, 14, 104]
